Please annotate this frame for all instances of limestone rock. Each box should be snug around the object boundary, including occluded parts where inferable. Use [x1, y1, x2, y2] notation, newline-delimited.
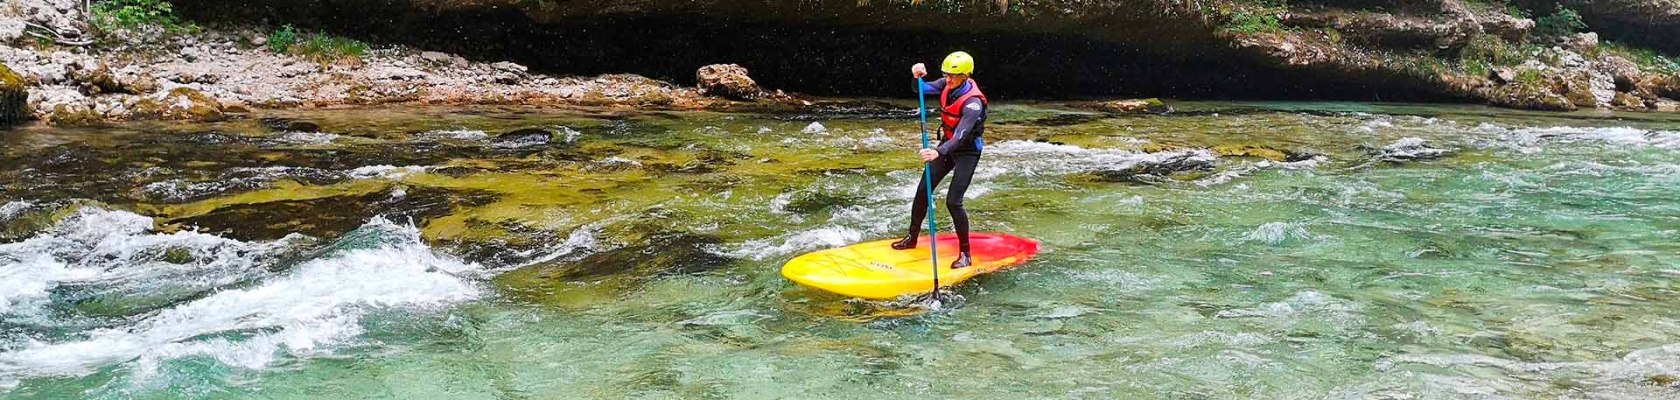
[1637, 74, 1680, 99]
[133, 87, 225, 121]
[491, 61, 528, 73]
[696, 63, 763, 101]
[1596, 55, 1643, 89]
[1094, 98, 1172, 114]
[1611, 91, 1650, 110]
[1564, 32, 1599, 52]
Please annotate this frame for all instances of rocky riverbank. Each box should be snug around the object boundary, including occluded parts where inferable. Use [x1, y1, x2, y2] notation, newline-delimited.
[0, 0, 797, 127]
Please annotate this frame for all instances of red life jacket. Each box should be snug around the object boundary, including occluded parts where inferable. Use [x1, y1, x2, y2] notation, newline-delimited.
[939, 80, 987, 140]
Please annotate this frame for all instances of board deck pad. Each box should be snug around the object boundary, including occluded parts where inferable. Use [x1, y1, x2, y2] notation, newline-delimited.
[781, 233, 1040, 299]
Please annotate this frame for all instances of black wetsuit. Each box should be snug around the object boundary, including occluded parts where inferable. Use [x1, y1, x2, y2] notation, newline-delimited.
[905, 78, 985, 255]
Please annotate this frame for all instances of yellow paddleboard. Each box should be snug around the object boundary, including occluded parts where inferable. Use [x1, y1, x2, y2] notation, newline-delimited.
[781, 233, 1040, 299]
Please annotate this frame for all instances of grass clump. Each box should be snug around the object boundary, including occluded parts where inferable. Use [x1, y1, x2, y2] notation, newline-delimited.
[1515, 69, 1545, 86]
[1225, 9, 1285, 34]
[1464, 35, 1532, 68]
[266, 25, 369, 63]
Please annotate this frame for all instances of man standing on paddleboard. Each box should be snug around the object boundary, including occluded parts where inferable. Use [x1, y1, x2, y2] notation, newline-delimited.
[893, 51, 988, 269]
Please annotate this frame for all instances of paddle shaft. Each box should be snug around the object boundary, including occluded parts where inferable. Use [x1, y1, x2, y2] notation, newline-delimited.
[916, 78, 940, 296]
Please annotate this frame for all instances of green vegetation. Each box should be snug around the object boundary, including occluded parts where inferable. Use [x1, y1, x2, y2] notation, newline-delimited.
[1464, 59, 1491, 77]
[1225, 9, 1285, 34]
[1515, 69, 1544, 86]
[90, 0, 196, 34]
[1505, 4, 1530, 19]
[266, 25, 369, 63]
[1458, 35, 1526, 69]
[1532, 7, 1586, 41]
[1602, 42, 1680, 74]
[267, 25, 298, 53]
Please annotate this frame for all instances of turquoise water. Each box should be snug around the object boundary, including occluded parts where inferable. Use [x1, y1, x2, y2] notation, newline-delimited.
[1, 102, 1678, 398]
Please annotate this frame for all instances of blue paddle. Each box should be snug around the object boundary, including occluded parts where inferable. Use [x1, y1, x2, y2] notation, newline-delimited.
[916, 78, 940, 300]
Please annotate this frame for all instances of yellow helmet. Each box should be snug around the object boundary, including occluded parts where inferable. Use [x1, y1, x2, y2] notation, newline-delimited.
[941, 51, 975, 75]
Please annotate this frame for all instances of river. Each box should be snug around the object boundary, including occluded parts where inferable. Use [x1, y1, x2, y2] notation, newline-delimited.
[2, 101, 1678, 399]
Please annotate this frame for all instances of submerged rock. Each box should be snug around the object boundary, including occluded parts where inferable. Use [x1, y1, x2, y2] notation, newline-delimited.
[1211, 144, 1292, 162]
[1091, 98, 1173, 114]
[131, 87, 226, 122]
[164, 185, 500, 241]
[549, 230, 731, 279]
[259, 117, 322, 132]
[493, 127, 554, 148]
[696, 64, 762, 101]
[1090, 152, 1215, 184]
[1362, 137, 1452, 163]
[0, 64, 26, 127]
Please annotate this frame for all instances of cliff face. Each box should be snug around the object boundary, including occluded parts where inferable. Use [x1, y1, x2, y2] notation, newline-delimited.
[1519, 0, 1680, 54]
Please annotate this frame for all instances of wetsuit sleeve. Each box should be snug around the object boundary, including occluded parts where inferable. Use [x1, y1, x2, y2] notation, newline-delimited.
[919, 78, 946, 95]
[936, 97, 985, 155]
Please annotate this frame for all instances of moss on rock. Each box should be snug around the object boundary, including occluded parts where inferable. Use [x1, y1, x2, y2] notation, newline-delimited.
[0, 64, 28, 127]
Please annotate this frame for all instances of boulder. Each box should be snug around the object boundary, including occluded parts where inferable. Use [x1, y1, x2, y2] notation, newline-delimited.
[0, 64, 28, 127]
[48, 103, 101, 125]
[132, 87, 226, 121]
[1483, 82, 1577, 111]
[1637, 74, 1680, 99]
[1595, 55, 1643, 90]
[1094, 98, 1172, 114]
[1611, 91, 1650, 110]
[0, 20, 25, 44]
[1563, 32, 1599, 53]
[491, 61, 527, 73]
[696, 63, 763, 100]
[1479, 12, 1534, 43]
[259, 117, 321, 132]
[493, 127, 552, 148]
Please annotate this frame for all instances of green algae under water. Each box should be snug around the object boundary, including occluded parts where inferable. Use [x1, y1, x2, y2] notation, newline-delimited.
[2, 101, 1679, 399]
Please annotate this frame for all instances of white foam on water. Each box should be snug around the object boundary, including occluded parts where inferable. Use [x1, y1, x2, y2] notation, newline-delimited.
[679, 310, 769, 326]
[1214, 291, 1360, 324]
[558, 126, 582, 143]
[1065, 269, 1157, 290]
[419, 129, 488, 141]
[980, 140, 1217, 178]
[511, 224, 602, 271]
[728, 226, 862, 261]
[1241, 222, 1314, 245]
[0, 212, 482, 387]
[0, 201, 33, 220]
[801, 122, 827, 134]
[599, 156, 644, 168]
[1378, 343, 1680, 398]
[1, 208, 162, 316]
[346, 165, 430, 179]
[277, 131, 342, 145]
[1478, 124, 1680, 151]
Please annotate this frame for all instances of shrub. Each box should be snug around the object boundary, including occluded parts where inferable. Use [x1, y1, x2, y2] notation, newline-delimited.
[268, 25, 298, 53]
[90, 0, 195, 34]
[1532, 7, 1586, 41]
